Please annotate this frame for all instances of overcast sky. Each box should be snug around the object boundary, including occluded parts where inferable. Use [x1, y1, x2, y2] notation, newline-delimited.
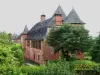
[0, 0, 100, 37]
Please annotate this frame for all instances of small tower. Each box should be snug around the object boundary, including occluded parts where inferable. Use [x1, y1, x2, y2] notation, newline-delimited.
[11, 33, 18, 43]
[21, 25, 28, 49]
[53, 5, 66, 25]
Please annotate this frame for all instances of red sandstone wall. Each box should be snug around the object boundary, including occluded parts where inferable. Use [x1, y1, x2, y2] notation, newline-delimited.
[75, 51, 84, 59]
[24, 46, 44, 64]
[21, 35, 27, 49]
[41, 40, 61, 61]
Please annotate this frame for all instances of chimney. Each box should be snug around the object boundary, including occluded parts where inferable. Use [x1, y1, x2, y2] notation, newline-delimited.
[55, 14, 62, 25]
[41, 14, 46, 22]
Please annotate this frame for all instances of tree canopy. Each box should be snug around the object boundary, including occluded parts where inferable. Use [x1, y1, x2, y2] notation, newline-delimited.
[46, 24, 93, 59]
[91, 35, 100, 62]
[0, 32, 11, 45]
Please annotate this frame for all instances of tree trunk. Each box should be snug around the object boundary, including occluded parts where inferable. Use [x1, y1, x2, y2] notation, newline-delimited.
[65, 50, 70, 61]
[61, 49, 65, 61]
[61, 48, 70, 61]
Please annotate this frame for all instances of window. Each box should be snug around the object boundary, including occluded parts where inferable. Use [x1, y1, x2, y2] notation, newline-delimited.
[34, 41, 36, 48]
[39, 41, 41, 49]
[31, 40, 35, 48]
[31, 40, 41, 49]
[38, 55, 40, 61]
[33, 54, 35, 60]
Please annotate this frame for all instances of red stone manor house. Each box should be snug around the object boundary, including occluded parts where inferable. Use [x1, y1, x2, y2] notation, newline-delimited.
[16, 5, 85, 64]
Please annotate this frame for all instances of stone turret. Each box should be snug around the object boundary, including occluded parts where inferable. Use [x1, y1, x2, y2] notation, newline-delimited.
[21, 25, 28, 49]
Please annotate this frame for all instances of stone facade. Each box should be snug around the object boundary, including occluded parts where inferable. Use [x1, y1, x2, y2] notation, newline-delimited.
[24, 39, 61, 64]
[21, 5, 85, 64]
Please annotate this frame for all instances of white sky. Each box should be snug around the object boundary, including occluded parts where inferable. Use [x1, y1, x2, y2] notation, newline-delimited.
[0, 0, 100, 37]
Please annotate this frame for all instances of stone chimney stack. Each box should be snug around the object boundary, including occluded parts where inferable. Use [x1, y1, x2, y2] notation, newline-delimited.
[55, 14, 62, 25]
[41, 14, 46, 22]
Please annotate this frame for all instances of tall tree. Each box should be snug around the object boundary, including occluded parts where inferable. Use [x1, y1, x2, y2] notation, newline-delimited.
[46, 24, 93, 60]
[91, 35, 100, 62]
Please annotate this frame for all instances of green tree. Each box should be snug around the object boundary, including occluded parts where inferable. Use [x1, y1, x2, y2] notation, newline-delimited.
[0, 32, 24, 74]
[0, 32, 11, 45]
[91, 35, 100, 62]
[46, 24, 93, 60]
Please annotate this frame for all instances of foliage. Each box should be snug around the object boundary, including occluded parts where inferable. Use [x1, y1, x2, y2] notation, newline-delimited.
[84, 52, 92, 60]
[0, 32, 11, 45]
[91, 36, 100, 62]
[45, 60, 75, 75]
[69, 60, 97, 70]
[69, 60, 100, 75]
[0, 45, 21, 75]
[0, 30, 99, 75]
[0, 32, 24, 75]
[9, 60, 75, 75]
[11, 44, 24, 63]
[46, 24, 93, 60]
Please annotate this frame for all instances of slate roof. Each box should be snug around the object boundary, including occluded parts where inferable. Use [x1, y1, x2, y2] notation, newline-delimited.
[52, 5, 66, 20]
[26, 6, 85, 40]
[23, 25, 28, 34]
[11, 33, 18, 40]
[26, 27, 47, 40]
[64, 8, 85, 24]
[17, 25, 28, 39]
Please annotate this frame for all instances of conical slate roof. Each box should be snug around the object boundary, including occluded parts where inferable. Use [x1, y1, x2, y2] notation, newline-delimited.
[11, 33, 18, 40]
[17, 25, 28, 39]
[52, 5, 66, 20]
[64, 8, 85, 24]
[22, 25, 28, 34]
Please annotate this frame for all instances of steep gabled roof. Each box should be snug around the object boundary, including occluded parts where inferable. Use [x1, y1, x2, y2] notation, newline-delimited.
[52, 5, 66, 20]
[17, 25, 28, 39]
[64, 8, 85, 24]
[11, 33, 18, 40]
[22, 25, 28, 34]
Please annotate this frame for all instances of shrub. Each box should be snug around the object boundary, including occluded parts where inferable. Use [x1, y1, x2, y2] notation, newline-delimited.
[45, 60, 75, 75]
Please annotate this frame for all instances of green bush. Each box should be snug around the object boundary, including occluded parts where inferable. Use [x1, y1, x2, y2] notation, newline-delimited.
[84, 52, 91, 56]
[10, 60, 75, 75]
[45, 60, 75, 75]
